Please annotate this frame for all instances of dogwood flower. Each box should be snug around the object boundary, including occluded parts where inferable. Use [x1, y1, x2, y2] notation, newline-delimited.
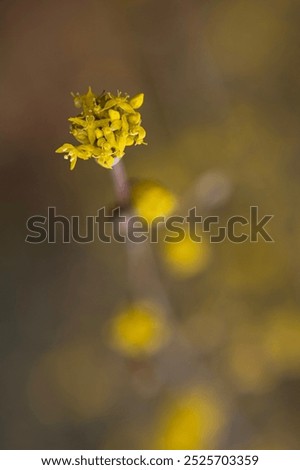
[56, 87, 146, 170]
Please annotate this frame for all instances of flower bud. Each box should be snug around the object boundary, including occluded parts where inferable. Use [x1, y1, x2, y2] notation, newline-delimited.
[129, 93, 144, 109]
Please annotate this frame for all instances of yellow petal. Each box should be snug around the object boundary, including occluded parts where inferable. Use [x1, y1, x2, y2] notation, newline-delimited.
[97, 138, 106, 147]
[103, 142, 111, 152]
[70, 156, 77, 170]
[71, 129, 89, 144]
[95, 129, 103, 139]
[93, 105, 104, 117]
[97, 154, 115, 169]
[110, 119, 122, 131]
[121, 115, 129, 133]
[95, 118, 110, 127]
[68, 117, 86, 127]
[102, 99, 116, 111]
[103, 127, 116, 147]
[129, 93, 144, 109]
[137, 126, 146, 140]
[108, 109, 120, 121]
[71, 92, 82, 109]
[118, 102, 135, 114]
[87, 128, 96, 145]
[117, 131, 127, 152]
[55, 143, 75, 154]
[128, 113, 141, 125]
[78, 145, 96, 159]
[126, 136, 135, 146]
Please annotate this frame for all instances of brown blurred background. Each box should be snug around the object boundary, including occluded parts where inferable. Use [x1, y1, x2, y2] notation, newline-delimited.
[1, 0, 300, 450]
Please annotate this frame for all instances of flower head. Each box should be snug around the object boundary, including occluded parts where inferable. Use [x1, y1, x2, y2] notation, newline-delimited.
[56, 87, 146, 170]
[163, 232, 211, 277]
[131, 180, 177, 224]
[109, 301, 168, 357]
[154, 387, 226, 449]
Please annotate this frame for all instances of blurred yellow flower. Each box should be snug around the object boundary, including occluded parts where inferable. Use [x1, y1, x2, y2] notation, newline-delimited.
[155, 387, 225, 449]
[56, 87, 146, 170]
[163, 233, 211, 277]
[131, 180, 177, 223]
[110, 301, 168, 357]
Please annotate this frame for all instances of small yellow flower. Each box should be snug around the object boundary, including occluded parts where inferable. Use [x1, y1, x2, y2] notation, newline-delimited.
[163, 233, 211, 277]
[131, 180, 177, 224]
[56, 87, 146, 170]
[56, 143, 93, 170]
[154, 387, 226, 449]
[109, 301, 168, 357]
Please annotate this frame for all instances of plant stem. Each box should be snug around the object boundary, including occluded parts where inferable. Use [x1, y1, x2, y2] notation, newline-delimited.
[110, 159, 172, 313]
[111, 159, 130, 207]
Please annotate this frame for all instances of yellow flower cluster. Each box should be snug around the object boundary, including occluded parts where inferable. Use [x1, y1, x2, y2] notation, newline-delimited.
[131, 180, 177, 224]
[109, 301, 168, 357]
[155, 387, 225, 449]
[56, 87, 146, 170]
[163, 233, 211, 277]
